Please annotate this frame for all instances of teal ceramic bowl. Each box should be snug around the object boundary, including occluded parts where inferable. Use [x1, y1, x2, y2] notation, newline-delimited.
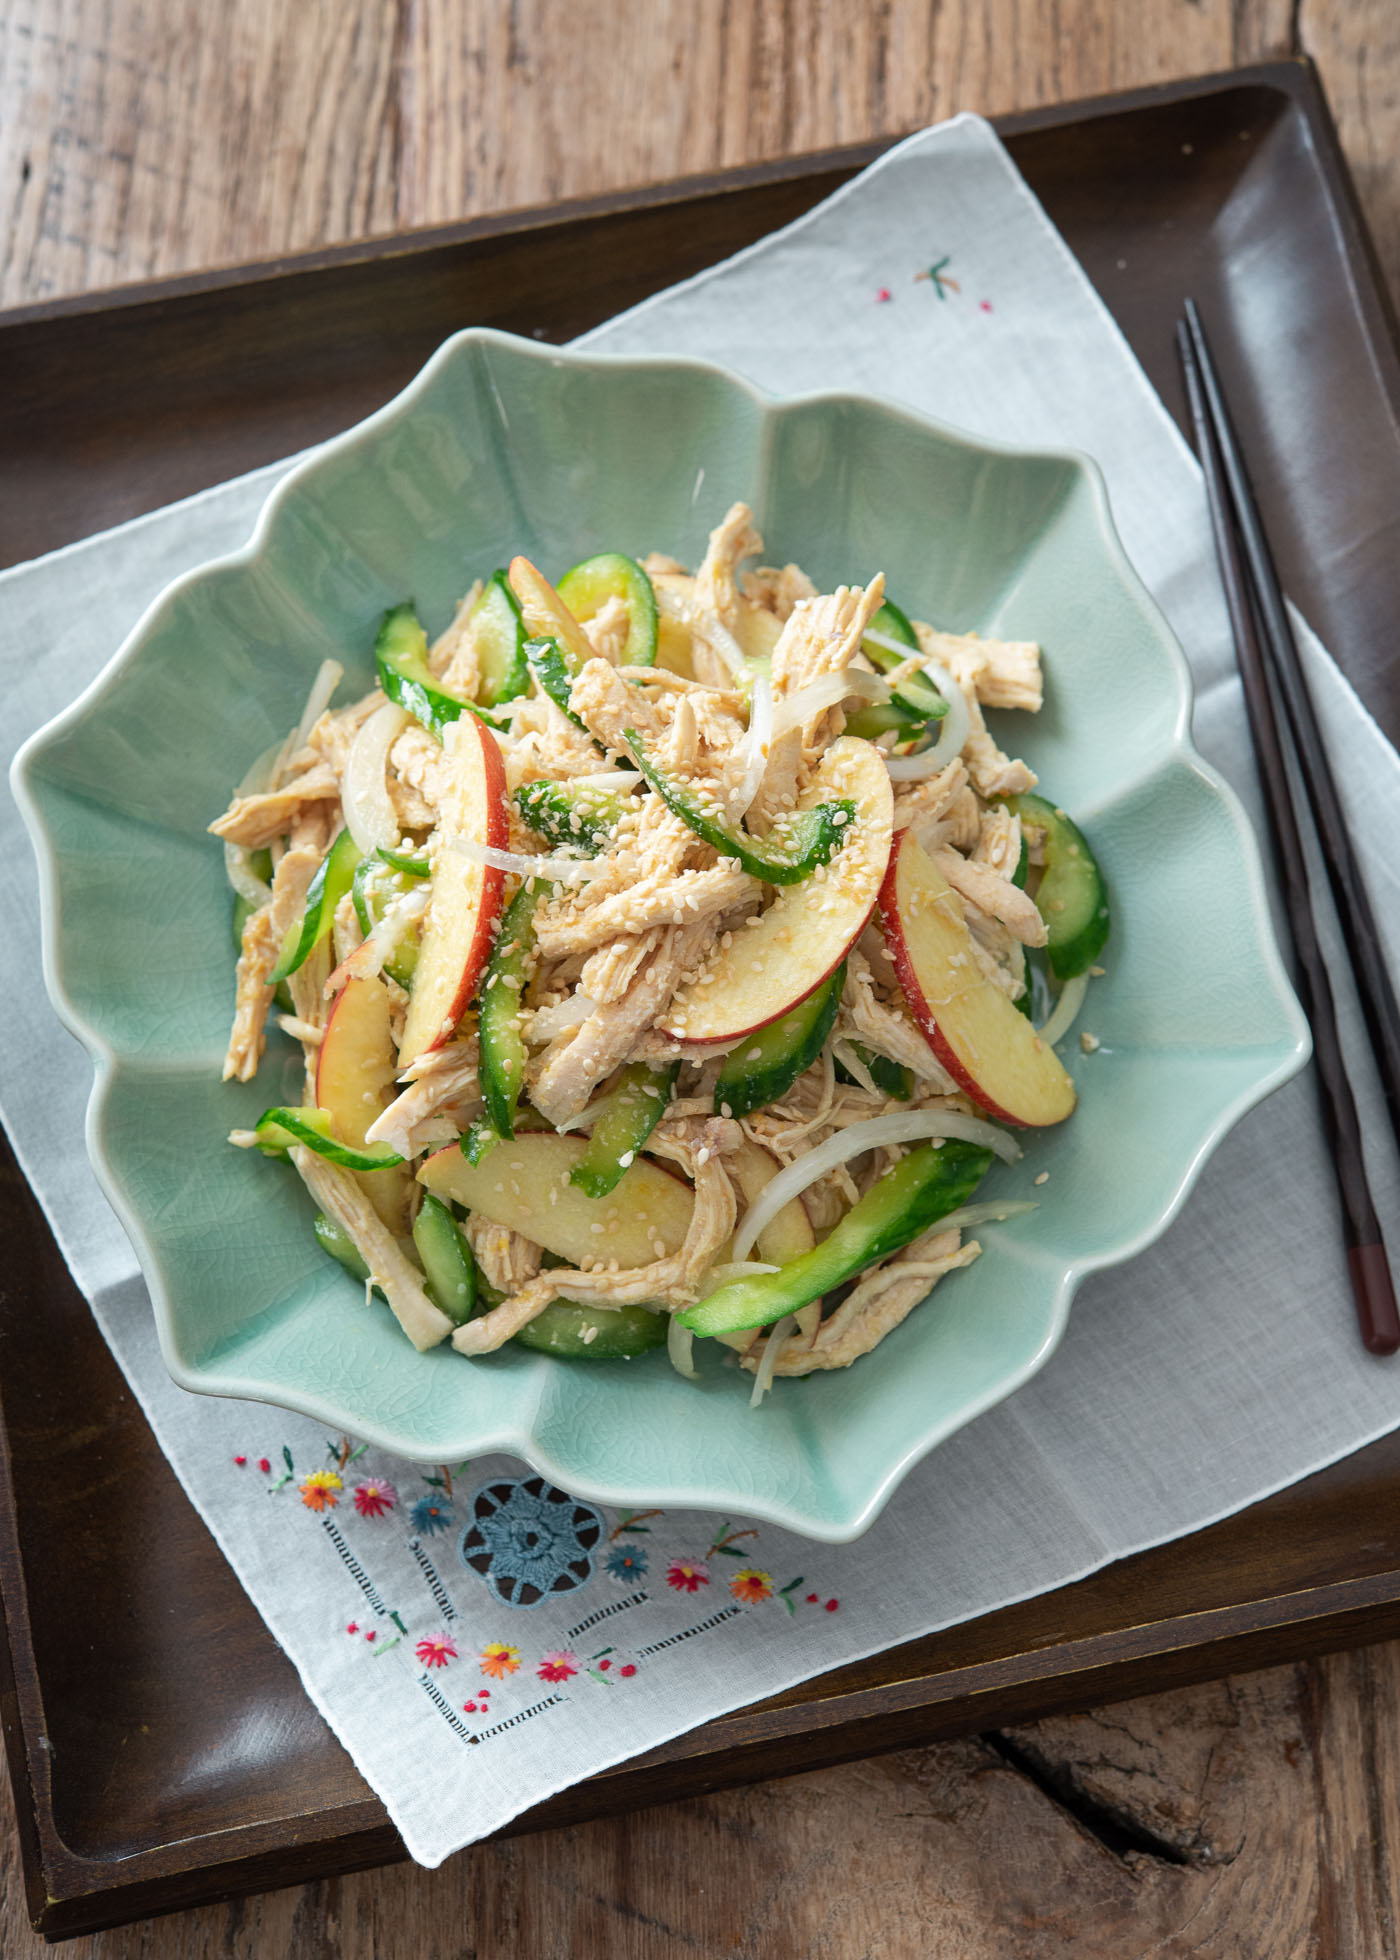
[13, 329, 1308, 1541]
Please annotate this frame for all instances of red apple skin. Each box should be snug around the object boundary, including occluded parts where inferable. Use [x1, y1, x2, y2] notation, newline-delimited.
[398, 711, 508, 1066]
[658, 736, 893, 1045]
[878, 827, 1076, 1129]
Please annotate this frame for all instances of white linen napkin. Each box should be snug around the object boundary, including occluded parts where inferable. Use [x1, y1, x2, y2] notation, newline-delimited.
[5, 113, 1400, 1869]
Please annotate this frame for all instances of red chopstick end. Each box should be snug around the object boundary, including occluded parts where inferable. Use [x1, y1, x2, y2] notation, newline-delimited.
[1348, 1241, 1400, 1356]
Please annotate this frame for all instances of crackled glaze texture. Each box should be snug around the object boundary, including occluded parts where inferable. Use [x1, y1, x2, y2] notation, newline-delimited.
[15, 331, 1308, 1539]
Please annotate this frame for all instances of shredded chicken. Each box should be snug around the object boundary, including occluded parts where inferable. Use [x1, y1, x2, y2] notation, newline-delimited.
[289, 1145, 452, 1351]
[209, 766, 341, 851]
[744, 1226, 980, 1374]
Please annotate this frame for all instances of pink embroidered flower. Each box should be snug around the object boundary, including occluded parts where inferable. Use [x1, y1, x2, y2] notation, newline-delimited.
[346, 1621, 359, 1635]
[415, 1630, 459, 1669]
[234, 1455, 247, 1466]
[353, 1477, 398, 1519]
[620, 1664, 636, 1677]
[666, 1559, 709, 1594]
[876, 287, 892, 303]
[464, 1700, 478, 1713]
[730, 1568, 773, 1604]
[258, 1457, 271, 1474]
[825, 1598, 839, 1612]
[299, 1469, 342, 1512]
[480, 1643, 520, 1679]
[537, 1649, 578, 1683]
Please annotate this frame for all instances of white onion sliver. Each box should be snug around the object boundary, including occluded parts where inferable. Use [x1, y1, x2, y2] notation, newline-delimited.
[342, 702, 411, 855]
[731, 1111, 1020, 1264]
[224, 842, 273, 908]
[770, 666, 890, 740]
[750, 1313, 797, 1406]
[729, 671, 772, 823]
[234, 738, 285, 799]
[573, 769, 643, 793]
[695, 611, 750, 681]
[446, 836, 604, 884]
[1037, 972, 1091, 1048]
[884, 654, 971, 781]
[529, 993, 600, 1048]
[292, 658, 344, 756]
[831, 1038, 879, 1097]
[667, 1315, 700, 1381]
[862, 626, 919, 660]
[706, 1262, 780, 1286]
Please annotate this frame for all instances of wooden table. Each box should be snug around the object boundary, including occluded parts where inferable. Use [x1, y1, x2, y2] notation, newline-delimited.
[4, 3, 1398, 1952]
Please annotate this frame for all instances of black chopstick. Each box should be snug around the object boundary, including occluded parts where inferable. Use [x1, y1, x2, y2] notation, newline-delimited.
[1182, 299, 1400, 1154]
[1177, 312, 1400, 1357]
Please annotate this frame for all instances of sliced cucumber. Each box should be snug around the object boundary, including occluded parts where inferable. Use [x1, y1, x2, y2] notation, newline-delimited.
[472, 571, 530, 707]
[476, 883, 541, 1139]
[681, 1138, 993, 1336]
[271, 829, 361, 983]
[570, 1063, 677, 1199]
[314, 1210, 370, 1282]
[512, 1300, 668, 1359]
[377, 844, 430, 877]
[253, 1105, 405, 1171]
[375, 602, 503, 740]
[526, 635, 592, 731]
[1006, 791, 1110, 979]
[515, 778, 627, 852]
[861, 599, 948, 721]
[351, 857, 420, 987]
[627, 729, 854, 886]
[843, 700, 933, 743]
[412, 1192, 479, 1324]
[556, 553, 658, 668]
[713, 967, 844, 1119]
[833, 1040, 913, 1099]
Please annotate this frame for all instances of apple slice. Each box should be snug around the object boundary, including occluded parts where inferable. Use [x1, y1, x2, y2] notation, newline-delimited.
[879, 827, 1076, 1127]
[316, 973, 414, 1232]
[398, 710, 508, 1067]
[418, 1133, 693, 1270]
[659, 735, 893, 1043]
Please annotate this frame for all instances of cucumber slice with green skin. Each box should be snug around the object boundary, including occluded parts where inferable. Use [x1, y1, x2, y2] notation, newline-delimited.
[232, 895, 295, 1012]
[351, 858, 421, 987]
[843, 700, 934, 742]
[412, 1192, 480, 1324]
[253, 1105, 405, 1171]
[526, 635, 593, 731]
[314, 1211, 371, 1282]
[556, 553, 658, 668]
[680, 1138, 993, 1336]
[512, 1300, 668, 1359]
[626, 729, 855, 886]
[1006, 791, 1110, 979]
[714, 967, 844, 1119]
[515, 779, 627, 852]
[861, 599, 948, 721]
[377, 844, 430, 877]
[570, 1063, 678, 1199]
[476, 883, 541, 1138]
[375, 602, 504, 739]
[271, 829, 361, 983]
[833, 1040, 913, 1100]
[472, 571, 530, 707]
[1013, 947, 1053, 1024]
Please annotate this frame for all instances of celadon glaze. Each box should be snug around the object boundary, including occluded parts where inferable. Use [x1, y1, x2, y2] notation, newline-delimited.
[13, 330, 1310, 1541]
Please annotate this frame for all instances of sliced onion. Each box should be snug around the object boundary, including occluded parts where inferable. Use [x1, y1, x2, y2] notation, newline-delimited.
[731, 1110, 1020, 1264]
[224, 842, 273, 909]
[342, 702, 411, 855]
[831, 1038, 879, 1097]
[862, 626, 920, 661]
[771, 666, 889, 739]
[750, 1313, 797, 1406]
[328, 883, 429, 991]
[529, 994, 600, 1050]
[705, 1262, 781, 1286]
[1037, 971, 1090, 1048]
[572, 769, 643, 793]
[729, 670, 772, 823]
[445, 836, 605, 884]
[667, 1314, 700, 1381]
[884, 654, 971, 781]
[693, 609, 750, 681]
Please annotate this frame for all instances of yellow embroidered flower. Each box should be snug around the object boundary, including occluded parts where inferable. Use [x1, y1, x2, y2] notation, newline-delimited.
[480, 1642, 521, 1679]
[729, 1568, 773, 1604]
[299, 1468, 343, 1512]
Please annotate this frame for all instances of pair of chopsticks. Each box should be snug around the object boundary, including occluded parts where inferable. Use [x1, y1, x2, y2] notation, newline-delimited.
[1177, 300, 1400, 1356]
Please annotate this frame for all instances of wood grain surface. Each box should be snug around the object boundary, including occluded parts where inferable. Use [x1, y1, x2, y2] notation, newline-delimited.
[4, 2, 1400, 1955]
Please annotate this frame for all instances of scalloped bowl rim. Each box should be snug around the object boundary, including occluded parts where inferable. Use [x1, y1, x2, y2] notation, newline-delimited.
[11, 328, 1311, 1541]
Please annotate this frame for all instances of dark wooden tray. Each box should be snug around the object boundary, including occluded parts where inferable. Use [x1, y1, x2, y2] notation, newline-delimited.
[5, 57, 1400, 1942]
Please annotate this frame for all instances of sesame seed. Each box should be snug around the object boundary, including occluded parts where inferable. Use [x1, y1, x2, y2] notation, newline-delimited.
[1034, 1171, 1049, 1185]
